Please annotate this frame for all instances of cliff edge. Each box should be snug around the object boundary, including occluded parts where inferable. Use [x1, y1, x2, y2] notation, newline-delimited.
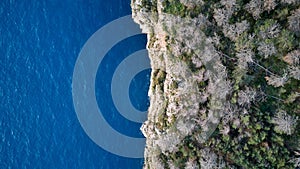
[132, 0, 300, 168]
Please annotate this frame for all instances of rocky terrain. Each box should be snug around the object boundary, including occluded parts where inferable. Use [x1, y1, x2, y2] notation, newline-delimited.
[131, 0, 300, 168]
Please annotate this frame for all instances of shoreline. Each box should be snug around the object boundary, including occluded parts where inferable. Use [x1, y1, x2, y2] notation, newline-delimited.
[132, 0, 300, 168]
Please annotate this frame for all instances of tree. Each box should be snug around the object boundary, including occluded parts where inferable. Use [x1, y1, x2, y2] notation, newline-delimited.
[272, 110, 298, 135]
[200, 148, 225, 169]
[288, 8, 300, 35]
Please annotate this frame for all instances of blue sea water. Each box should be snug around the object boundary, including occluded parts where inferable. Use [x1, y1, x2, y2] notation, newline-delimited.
[0, 0, 147, 168]
[96, 34, 148, 138]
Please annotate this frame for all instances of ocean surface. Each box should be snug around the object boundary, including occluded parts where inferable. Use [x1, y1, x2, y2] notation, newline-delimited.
[0, 0, 148, 168]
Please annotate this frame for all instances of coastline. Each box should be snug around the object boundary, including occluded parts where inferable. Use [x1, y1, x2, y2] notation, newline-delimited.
[132, 0, 300, 168]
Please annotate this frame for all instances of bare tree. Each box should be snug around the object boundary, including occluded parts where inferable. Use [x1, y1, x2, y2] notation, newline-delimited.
[272, 110, 298, 135]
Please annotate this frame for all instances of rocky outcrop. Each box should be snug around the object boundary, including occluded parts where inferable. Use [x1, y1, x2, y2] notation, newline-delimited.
[132, 0, 300, 168]
[132, 0, 232, 168]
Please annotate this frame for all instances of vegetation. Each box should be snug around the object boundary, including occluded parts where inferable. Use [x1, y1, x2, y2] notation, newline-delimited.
[132, 0, 300, 168]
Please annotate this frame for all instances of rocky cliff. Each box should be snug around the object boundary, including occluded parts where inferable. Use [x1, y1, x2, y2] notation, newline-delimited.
[132, 0, 300, 168]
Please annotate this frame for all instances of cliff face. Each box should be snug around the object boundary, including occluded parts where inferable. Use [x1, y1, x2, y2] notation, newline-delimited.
[132, 1, 231, 167]
[132, 0, 300, 168]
